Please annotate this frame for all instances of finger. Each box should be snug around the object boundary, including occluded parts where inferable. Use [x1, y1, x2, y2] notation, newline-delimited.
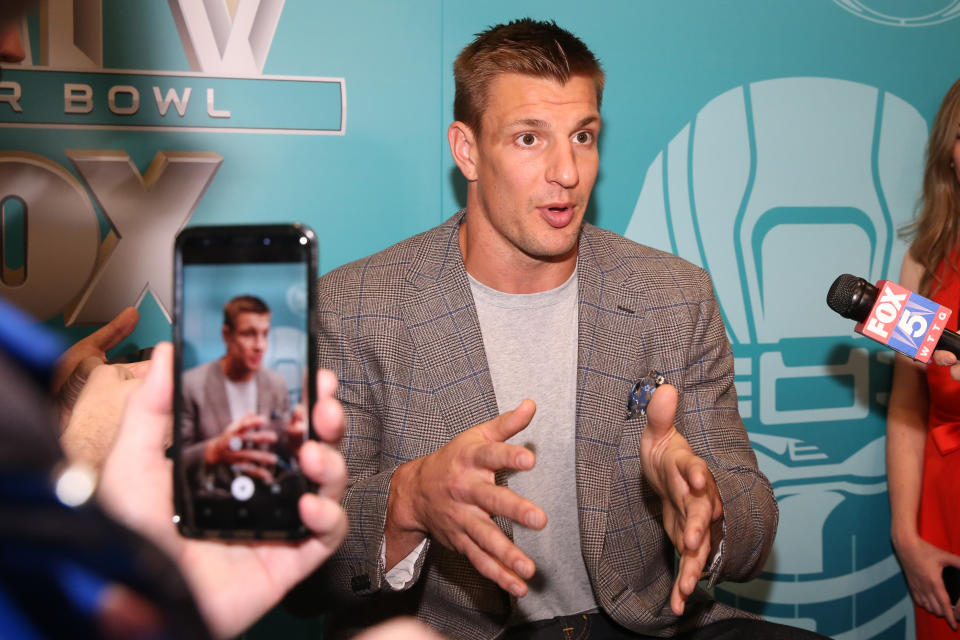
[646, 384, 679, 441]
[230, 449, 278, 466]
[481, 399, 536, 443]
[933, 350, 958, 367]
[234, 464, 273, 484]
[56, 355, 109, 415]
[312, 372, 345, 444]
[672, 534, 711, 616]
[712, 490, 724, 521]
[120, 359, 152, 378]
[298, 493, 348, 548]
[299, 441, 348, 501]
[471, 483, 546, 531]
[663, 459, 692, 516]
[287, 403, 307, 432]
[117, 342, 173, 451]
[72, 355, 108, 382]
[677, 453, 711, 493]
[944, 553, 960, 569]
[241, 430, 278, 445]
[929, 586, 946, 619]
[83, 361, 127, 386]
[473, 441, 535, 472]
[680, 490, 716, 553]
[935, 580, 958, 630]
[455, 528, 528, 597]
[233, 414, 267, 433]
[462, 509, 536, 581]
[317, 368, 338, 399]
[87, 306, 140, 352]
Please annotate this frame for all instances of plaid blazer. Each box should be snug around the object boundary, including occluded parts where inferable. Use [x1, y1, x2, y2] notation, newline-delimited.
[313, 212, 777, 639]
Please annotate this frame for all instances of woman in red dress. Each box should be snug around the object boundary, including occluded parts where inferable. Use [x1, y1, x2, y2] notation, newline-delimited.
[888, 77, 960, 639]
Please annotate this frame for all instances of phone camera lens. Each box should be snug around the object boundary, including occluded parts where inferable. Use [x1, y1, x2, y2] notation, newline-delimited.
[262, 237, 271, 246]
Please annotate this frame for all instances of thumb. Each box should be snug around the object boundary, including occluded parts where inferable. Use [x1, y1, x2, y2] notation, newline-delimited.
[484, 398, 536, 442]
[946, 553, 960, 570]
[645, 384, 678, 440]
[89, 306, 140, 351]
[117, 341, 173, 451]
[933, 350, 958, 367]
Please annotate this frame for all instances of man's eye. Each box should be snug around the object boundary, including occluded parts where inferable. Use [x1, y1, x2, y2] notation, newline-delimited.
[517, 133, 537, 146]
[574, 131, 593, 144]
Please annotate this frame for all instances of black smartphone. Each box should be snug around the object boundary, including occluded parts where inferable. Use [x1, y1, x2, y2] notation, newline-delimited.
[173, 224, 317, 539]
[945, 566, 960, 606]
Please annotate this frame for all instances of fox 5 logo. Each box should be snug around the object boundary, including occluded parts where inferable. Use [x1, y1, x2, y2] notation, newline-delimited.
[626, 77, 926, 638]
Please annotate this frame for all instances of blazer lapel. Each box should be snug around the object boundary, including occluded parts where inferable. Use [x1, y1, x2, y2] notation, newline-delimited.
[203, 362, 233, 440]
[403, 212, 499, 443]
[575, 227, 652, 571]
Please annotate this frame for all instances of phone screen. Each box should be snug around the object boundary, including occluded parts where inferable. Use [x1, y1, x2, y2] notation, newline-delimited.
[173, 225, 317, 539]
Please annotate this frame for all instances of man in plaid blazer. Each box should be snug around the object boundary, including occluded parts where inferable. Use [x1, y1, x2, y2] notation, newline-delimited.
[311, 18, 811, 640]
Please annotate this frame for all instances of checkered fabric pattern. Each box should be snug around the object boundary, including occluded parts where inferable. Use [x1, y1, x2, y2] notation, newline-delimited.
[312, 211, 777, 639]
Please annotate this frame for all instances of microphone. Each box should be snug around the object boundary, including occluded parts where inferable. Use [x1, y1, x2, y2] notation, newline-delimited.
[826, 274, 960, 362]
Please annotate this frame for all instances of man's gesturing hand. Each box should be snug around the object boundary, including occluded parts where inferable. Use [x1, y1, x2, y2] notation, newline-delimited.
[640, 383, 723, 616]
[386, 399, 546, 597]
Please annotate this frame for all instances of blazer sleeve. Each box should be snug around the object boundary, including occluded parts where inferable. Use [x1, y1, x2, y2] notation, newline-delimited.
[180, 368, 207, 471]
[680, 269, 777, 585]
[311, 288, 431, 600]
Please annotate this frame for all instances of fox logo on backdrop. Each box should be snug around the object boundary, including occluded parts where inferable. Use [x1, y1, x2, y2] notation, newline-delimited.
[626, 77, 926, 638]
[0, 0, 344, 325]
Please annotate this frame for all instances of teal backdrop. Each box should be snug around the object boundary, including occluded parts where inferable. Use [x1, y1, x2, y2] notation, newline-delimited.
[2, 2, 959, 638]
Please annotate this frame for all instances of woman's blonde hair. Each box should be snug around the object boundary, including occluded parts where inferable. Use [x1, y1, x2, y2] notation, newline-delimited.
[901, 77, 960, 296]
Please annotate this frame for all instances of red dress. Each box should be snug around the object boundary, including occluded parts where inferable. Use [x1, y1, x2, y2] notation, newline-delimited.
[917, 263, 960, 639]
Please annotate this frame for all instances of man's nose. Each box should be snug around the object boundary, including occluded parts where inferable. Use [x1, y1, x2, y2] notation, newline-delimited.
[0, 23, 26, 64]
[545, 140, 579, 189]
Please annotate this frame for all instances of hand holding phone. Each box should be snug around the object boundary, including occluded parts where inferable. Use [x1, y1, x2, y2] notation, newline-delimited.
[173, 224, 318, 539]
[98, 342, 348, 638]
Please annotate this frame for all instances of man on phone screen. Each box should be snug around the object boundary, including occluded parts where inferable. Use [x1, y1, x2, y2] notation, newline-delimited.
[180, 295, 300, 495]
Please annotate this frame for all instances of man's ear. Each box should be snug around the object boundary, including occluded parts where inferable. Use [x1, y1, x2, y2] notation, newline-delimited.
[448, 121, 479, 182]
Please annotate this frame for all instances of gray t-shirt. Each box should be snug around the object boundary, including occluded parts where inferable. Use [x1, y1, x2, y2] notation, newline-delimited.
[469, 269, 597, 625]
[224, 376, 257, 424]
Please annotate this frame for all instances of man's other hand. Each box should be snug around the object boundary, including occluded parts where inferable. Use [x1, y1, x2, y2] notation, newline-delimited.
[387, 399, 546, 597]
[98, 343, 348, 639]
[640, 383, 723, 616]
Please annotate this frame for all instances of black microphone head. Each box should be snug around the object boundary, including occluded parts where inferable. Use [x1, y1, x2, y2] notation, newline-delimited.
[826, 274, 877, 321]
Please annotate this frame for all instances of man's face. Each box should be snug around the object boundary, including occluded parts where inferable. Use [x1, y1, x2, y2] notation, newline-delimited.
[223, 312, 270, 375]
[466, 72, 600, 263]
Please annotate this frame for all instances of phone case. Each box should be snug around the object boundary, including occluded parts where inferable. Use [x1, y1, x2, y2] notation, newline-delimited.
[172, 224, 318, 540]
